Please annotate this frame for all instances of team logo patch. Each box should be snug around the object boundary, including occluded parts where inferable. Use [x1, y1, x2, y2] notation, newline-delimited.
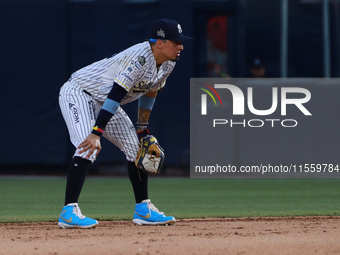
[138, 56, 146, 66]
[157, 29, 165, 38]
[99, 85, 112, 93]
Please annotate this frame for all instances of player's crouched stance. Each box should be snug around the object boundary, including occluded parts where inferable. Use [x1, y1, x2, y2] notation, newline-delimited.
[57, 138, 176, 229]
[57, 18, 191, 229]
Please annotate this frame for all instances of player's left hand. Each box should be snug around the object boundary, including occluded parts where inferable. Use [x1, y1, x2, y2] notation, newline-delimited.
[77, 133, 102, 159]
[135, 135, 165, 174]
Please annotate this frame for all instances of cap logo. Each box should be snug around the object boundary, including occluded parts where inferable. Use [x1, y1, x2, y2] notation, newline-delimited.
[157, 29, 165, 38]
[177, 24, 182, 34]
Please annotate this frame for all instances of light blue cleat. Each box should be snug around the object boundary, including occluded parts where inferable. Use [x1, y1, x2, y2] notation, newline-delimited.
[133, 199, 176, 225]
[58, 203, 98, 229]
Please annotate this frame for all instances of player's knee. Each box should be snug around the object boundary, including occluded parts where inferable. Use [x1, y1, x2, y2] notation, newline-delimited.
[126, 150, 138, 162]
[74, 149, 97, 163]
[125, 144, 139, 162]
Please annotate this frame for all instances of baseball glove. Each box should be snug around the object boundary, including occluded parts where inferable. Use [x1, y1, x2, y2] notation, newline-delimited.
[135, 135, 165, 174]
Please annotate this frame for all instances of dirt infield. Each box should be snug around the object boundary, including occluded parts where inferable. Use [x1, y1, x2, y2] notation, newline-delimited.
[1, 217, 339, 255]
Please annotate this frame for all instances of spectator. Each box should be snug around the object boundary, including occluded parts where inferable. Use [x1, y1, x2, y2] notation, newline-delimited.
[248, 58, 270, 78]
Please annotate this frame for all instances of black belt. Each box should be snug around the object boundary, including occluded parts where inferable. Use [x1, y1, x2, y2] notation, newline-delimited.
[83, 90, 92, 96]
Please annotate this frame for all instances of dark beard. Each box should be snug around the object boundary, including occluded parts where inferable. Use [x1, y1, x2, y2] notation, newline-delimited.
[171, 56, 180, 62]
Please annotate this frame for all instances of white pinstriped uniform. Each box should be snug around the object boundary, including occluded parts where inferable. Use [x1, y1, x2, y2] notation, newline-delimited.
[59, 41, 176, 162]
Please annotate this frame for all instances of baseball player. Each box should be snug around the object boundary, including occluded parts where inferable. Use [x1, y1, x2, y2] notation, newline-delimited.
[58, 18, 192, 228]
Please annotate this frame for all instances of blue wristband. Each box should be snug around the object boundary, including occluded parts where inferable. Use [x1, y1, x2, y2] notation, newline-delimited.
[102, 98, 120, 114]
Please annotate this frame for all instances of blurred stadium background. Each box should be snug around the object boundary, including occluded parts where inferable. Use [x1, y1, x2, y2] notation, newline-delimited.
[1, 0, 339, 176]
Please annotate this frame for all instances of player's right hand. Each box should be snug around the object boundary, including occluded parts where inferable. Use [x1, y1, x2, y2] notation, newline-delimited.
[77, 133, 102, 159]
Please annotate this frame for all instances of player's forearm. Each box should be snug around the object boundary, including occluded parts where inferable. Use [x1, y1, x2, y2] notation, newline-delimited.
[92, 82, 127, 136]
[136, 92, 157, 132]
[136, 108, 152, 132]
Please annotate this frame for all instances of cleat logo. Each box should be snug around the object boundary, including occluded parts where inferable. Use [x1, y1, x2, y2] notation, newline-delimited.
[60, 215, 73, 223]
[135, 212, 150, 219]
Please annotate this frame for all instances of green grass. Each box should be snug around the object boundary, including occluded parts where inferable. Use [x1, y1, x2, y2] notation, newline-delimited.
[0, 177, 340, 223]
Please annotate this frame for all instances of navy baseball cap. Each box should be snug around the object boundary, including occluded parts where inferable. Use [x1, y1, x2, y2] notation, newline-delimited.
[149, 18, 193, 43]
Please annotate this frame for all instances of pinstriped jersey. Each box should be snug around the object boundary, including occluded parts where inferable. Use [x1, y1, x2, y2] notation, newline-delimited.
[70, 41, 176, 105]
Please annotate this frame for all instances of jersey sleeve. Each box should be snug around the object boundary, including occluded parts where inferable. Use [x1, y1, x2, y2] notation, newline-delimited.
[114, 54, 145, 91]
[148, 61, 175, 92]
[149, 80, 166, 92]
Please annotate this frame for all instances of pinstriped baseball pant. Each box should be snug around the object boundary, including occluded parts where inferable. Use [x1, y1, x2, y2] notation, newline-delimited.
[59, 81, 139, 162]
